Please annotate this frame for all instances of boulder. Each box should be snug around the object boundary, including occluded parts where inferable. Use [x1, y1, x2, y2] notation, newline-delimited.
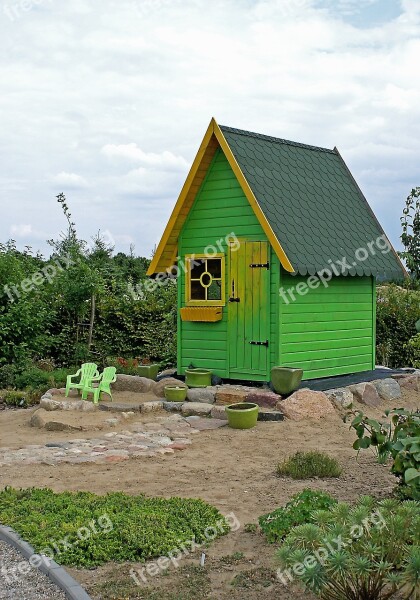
[181, 402, 212, 417]
[153, 377, 188, 398]
[99, 402, 141, 412]
[112, 375, 155, 393]
[398, 375, 420, 392]
[279, 388, 335, 421]
[186, 388, 215, 404]
[29, 408, 82, 431]
[325, 388, 354, 409]
[39, 398, 61, 411]
[246, 391, 281, 409]
[141, 401, 164, 412]
[373, 378, 401, 401]
[163, 401, 185, 412]
[348, 382, 381, 407]
[215, 387, 248, 405]
[210, 405, 227, 420]
[30, 409, 47, 428]
[156, 368, 177, 381]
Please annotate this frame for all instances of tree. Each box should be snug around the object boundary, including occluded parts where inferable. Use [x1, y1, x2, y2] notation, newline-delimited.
[400, 186, 420, 281]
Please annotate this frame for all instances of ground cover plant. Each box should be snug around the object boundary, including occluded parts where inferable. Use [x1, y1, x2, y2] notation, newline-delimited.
[347, 408, 420, 499]
[259, 489, 337, 543]
[0, 488, 230, 567]
[277, 496, 420, 600]
[277, 451, 342, 479]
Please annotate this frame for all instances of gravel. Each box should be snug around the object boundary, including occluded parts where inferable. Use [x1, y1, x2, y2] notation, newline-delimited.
[0, 540, 66, 599]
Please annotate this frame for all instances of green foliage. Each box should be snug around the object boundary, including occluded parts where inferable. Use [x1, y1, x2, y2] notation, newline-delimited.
[407, 333, 420, 368]
[277, 496, 420, 600]
[0, 363, 17, 388]
[0, 195, 177, 373]
[0, 488, 229, 568]
[376, 284, 420, 367]
[259, 489, 337, 543]
[400, 186, 420, 280]
[347, 408, 420, 499]
[277, 451, 342, 480]
[0, 390, 29, 408]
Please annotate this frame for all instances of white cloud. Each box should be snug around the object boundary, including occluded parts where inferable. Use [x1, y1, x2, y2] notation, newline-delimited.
[10, 224, 32, 238]
[0, 0, 419, 256]
[51, 172, 89, 189]
[101, 143, 189, 171]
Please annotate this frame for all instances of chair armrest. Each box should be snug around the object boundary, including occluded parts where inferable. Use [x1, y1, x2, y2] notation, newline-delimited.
[68, 369, 81, 381]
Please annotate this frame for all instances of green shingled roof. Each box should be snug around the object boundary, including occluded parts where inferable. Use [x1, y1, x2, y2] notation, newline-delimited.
[220, 125, 405, 279]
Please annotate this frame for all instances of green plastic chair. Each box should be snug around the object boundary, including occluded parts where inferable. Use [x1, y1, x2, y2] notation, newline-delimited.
[65, 363, 99, 397]
[82, 367, 117, 403]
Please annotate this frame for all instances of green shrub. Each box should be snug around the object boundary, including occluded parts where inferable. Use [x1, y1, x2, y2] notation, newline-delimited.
[376, 284, 420, 367]
[14, 367, 51, 390]
[0, 488, 230, 567]
[277, 452, 342, 479]
[0, 390, 28, 408]
[277, 496, 420, 600]
[406, 333, 420, 368]
[347, 408, 420, 500]
[0, 363, 16, 388]
[259, 490, 337, 543]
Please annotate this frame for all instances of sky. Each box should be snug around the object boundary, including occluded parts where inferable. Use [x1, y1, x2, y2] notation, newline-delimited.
[0, 0, 419, 259]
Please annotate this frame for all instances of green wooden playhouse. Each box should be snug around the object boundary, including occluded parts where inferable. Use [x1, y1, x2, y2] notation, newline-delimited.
[147, 118, 405, 382]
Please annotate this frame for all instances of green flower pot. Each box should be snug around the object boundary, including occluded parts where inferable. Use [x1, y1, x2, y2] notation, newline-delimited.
[225, 403, 259, 430]
[137, 364, 160, 381]
[271, 366, 303, 395]
[164, 386, 187, 402]
[185, 368, 212, 388]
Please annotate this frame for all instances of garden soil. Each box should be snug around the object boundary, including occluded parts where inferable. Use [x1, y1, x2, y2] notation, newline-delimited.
[0, 388, 418, 600]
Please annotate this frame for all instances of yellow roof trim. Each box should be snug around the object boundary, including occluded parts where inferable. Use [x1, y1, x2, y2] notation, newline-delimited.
[147, 118, 294, 275]
[213, 122, 294, 273]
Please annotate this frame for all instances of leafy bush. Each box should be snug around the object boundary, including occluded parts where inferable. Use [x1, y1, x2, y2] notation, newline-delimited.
[0, 488, 230, 567]
[0, 390, 28, 408]
[14, 367, 51, 390]
[347, 408, 420, 500]
[376, 284, 420, 367]
[407, 333, 420, 368]
[277, 452, 342, 480]
[259, 490, 337, 543]
[277, 496, 420, 600]
[0, 363, 16, 388]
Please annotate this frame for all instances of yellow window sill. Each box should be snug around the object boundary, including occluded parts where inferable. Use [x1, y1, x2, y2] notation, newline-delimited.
[180, 307, 223, 322]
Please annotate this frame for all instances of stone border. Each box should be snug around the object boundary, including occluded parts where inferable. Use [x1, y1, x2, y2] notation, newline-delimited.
[0, 525, 92, 600]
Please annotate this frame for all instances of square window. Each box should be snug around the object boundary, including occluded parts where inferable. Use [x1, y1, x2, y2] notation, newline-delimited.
[185, 254, 225, 306]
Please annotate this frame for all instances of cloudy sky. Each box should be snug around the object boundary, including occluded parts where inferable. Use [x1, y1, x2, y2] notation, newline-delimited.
[0, 0, 419, 258]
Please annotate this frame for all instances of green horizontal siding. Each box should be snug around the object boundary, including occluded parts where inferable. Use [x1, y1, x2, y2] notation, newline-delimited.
[279, 273, 374, 380]
[179, 148, 272, 379]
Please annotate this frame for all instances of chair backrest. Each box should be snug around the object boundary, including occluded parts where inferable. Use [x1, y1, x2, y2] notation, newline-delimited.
[80, 363, 98, 382]
[101, 366, 117, 384]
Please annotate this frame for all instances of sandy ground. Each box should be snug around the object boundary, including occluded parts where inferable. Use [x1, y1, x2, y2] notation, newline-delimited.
[0, 388, 418, 600]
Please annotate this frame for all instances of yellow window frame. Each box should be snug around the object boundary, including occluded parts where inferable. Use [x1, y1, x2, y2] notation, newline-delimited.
[185, 253, 225, 306]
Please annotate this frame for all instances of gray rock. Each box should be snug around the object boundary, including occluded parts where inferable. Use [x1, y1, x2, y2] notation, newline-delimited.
[39, 398, 61, 411]
[99, 402, 141, 412]
[163, 401, 185, 412]
[112, 374, 155, 393]
[325, 388, 354, 409]
[210, 405, 227, 420]
[105, 418, 120, 427]
[181, 402, 212, 417]
[186, 388, 215, 404]
[348, 382, 381, 407]
[373, 378, 401, 401]
[141, 400, 164, 412]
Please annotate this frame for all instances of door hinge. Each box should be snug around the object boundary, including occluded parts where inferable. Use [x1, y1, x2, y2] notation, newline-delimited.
[249, 340, 269, 346]
[229, 297, 240, 303]
[249, 262, 269, 269]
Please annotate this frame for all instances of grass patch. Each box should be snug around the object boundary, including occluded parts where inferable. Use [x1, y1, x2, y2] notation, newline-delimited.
[259, 489, 337, 542]
[0, 488, 229, 567]
[276, 451, 342, 479]
[231, 567, 277, 589]
[91, 565, 211, 600]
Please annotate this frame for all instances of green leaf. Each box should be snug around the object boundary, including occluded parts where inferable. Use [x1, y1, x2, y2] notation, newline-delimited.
[404, 468, 420, 483]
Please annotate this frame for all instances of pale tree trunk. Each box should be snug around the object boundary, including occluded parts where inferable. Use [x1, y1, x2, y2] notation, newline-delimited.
[87, 293, 96, 350]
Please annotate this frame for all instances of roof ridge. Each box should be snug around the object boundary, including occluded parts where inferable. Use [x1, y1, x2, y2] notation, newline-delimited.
[219, 124, 336, 154]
